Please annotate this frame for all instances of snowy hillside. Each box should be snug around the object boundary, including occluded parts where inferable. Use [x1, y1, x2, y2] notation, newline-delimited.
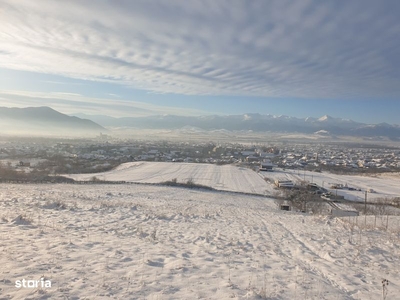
[66, 162, 271, 195]
[0, 184, 399, 299]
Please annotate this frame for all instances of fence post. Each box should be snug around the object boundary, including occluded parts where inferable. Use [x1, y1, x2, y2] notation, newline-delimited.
[364, 191, 367, 215]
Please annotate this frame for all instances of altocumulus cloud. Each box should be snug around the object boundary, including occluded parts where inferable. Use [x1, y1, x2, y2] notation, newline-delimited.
[0, 0, 400, 99]
[0, 90, 208, 117]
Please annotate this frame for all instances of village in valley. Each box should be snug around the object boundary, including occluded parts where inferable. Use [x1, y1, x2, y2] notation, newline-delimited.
[1, 136, 400, 215]
[2, 136, 400, 174]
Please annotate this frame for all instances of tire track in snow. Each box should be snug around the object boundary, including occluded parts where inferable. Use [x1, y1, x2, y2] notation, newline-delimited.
[240, 207, 352, 298]
[271, 220, 353, 298]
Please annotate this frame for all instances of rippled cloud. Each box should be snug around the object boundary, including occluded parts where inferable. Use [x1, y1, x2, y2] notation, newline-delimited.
[1, 0, 399, 99]
[0, 90, 208, 116]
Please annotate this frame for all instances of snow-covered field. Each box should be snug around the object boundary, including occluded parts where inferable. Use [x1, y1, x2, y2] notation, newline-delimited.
[66, 162, 270, 195]
[66, 162, 400, 202]
[1, 184, 399, 299]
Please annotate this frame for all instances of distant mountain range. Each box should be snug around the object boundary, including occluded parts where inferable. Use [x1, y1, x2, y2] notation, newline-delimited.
[1, 106, 398, 140]
[74, 112, 400, 140]
[0, 106, 105, 136]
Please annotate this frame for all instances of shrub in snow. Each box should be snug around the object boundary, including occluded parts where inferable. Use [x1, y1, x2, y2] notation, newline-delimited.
[12, 215, 32, 225]
[43, 200, 67, 210]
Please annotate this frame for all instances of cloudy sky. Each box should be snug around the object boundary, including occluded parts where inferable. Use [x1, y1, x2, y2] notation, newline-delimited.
[0, 0, 399, 123]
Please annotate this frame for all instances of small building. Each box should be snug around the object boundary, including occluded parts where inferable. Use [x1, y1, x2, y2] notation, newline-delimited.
[246, 155, 259, 163]
[274, 180, 294, 188]
[148, 150, 159, 155]
[260, 160, 274, 171]
[241, 151, 256, 156]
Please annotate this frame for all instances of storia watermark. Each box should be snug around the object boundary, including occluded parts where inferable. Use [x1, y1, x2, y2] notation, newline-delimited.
[15, 278, 52, 288]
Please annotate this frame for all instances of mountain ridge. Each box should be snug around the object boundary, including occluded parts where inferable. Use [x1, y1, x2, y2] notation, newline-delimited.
[73, 112, 400, 140]
[0, 106, 106, 136]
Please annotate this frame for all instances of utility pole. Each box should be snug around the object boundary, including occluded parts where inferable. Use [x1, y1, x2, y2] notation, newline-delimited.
[364, 190, 367, 215]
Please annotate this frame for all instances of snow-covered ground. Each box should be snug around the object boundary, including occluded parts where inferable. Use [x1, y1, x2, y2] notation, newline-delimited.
[1, 184, 399, 299]
[66, 162, 270, 195]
